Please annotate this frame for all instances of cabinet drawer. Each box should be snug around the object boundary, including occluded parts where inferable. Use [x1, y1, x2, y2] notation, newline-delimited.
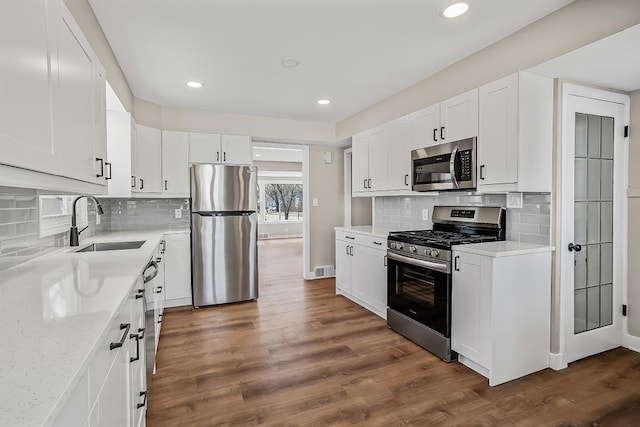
[89, 300, 131, 408]
[359, 235, 387, 249]
[335, 230, 360, 243]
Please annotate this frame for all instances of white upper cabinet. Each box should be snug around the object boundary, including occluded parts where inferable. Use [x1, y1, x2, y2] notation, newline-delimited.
[439, 89, 479, 143]
[221, 134, 252, 165]
[0, 0, 58, 175]
[352, 131, 370, 194]
[368, 126, 388, 192]
[54, 2, 105, 185]
[189, 133, 252, 165]
[477, 72, 553, 193]
[106, 110, 133, 197]
[386, 116, 412, 191]
[161, 131, 189, 195]
[133, 125, 162, 193]
[411, 104, 440, 150]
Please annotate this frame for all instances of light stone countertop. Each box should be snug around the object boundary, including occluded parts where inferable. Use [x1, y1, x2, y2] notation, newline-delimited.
[0, 229, 179, 426]
[452, 240, 555, 258]
[334, 225, 394, 239]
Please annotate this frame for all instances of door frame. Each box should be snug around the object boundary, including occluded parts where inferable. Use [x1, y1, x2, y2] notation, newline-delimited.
[553, 82, 630, 369]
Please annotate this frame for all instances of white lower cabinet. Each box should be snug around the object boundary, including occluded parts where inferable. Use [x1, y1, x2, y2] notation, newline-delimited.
[335, 230, 387, 318]
[53, 267, 152, 426]
[452, 247, 552, 386]
[164, 233, 192, 307]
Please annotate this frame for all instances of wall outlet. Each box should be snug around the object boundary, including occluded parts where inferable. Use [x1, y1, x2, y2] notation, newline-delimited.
[506, 192, 523, 209]
[422, 208, 429, 221]
[313, 197, 319, 207]
[174, 209, 182, 219]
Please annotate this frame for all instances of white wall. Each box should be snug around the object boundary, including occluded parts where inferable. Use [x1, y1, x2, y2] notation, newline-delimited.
[336, 0, 640, 139]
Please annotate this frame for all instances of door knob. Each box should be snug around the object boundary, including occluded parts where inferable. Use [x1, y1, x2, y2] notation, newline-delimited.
[568, 243, 582, 252]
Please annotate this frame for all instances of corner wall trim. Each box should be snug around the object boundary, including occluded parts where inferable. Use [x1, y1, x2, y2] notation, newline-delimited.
[549, 352, 568, 371]
[624, 334, 640, 353]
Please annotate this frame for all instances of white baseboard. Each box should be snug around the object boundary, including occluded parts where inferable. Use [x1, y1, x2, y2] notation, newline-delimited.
[624, 333, 640, 352]
[549, 352, 568, 370]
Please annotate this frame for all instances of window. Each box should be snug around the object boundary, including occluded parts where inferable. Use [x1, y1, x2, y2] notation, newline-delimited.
[258, 182, 303, 222]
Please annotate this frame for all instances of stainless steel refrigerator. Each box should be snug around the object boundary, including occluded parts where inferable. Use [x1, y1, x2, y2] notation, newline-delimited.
[191, 164, 258, 307]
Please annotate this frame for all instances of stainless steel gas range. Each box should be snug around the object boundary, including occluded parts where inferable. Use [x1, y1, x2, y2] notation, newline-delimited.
[386, 205, 506, 362]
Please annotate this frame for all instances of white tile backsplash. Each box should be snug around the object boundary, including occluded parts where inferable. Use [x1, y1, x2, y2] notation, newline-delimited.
[374, 192, 551, 245]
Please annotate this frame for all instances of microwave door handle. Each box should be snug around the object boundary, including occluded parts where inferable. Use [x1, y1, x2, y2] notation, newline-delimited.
[449, 147, 459, 188]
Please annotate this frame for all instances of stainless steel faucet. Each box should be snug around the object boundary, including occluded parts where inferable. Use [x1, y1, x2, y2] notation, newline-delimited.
[69, 195, 104, 246]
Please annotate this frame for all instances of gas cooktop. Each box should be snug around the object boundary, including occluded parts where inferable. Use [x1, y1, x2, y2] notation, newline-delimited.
[388, 229, 499, 250]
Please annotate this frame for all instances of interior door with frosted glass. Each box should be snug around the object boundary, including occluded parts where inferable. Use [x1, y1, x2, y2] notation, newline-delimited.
[565, 94, 625, 363]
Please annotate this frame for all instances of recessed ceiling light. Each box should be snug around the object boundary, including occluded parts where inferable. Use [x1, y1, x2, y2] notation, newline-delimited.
[318, 99, 331, 105]
[281, 57, 300, 68]
[186, 81, 203, 88]
[442, 2, 469, 18]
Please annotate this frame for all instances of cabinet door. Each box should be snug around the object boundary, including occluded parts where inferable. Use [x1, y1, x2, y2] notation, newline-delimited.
[97, 345, 130, 427]
[164, 234, 192, 303]
[362, 245, 387, 315]
[0, 0, 58, 175]
[94, 66, 108, 182]
[130, 119, 137, 191]
[351, 132, 370, 194]
[162, 131, 190, 195]
[221, 135, 252, 165]
[440, 89, 478, 143]
[386, 117, 412, 191]
[412, 104, 440, 149]
[189, 132, 221, 163]
[54, 4, 103, 184]
[107, 110, 133, 197]
[451, 252, 491, 368]
[478, 74, 518, 186]
[335, 240, 352, 294]
[368, 126, 388, 191]
[135, 125, 162, 193]
[130, 279, 147, 427]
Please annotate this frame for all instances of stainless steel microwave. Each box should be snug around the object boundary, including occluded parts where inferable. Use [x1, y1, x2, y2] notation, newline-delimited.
[411, 137, 476, 192]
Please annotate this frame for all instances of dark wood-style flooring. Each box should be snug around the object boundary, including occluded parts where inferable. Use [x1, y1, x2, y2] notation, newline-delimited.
[147, 238, 640, 426]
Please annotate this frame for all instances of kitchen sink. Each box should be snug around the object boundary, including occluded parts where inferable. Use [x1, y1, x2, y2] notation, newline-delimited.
[75, 240, 146, 253]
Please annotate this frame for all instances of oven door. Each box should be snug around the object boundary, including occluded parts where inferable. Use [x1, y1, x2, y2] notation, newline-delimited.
[387, 251, 451, 337]
[411, 137, 476, 192]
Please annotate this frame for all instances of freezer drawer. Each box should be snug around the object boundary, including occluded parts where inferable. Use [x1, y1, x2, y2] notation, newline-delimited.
[191, 164, 256, 212]
[191, 212, 258, 306]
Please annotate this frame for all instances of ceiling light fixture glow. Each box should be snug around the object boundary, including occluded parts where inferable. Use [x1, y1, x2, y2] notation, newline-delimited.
[442, 2, 469, 18]
[186, 81, 204, 88]
[317, 99, 331, 105]
[281, 57, 300, 68]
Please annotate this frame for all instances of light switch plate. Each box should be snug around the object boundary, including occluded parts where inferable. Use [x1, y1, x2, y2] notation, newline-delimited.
[313, 197, 319, 207]
[174, 208, 182, 219]
[506, 192, 523, 209]
[422, 208, 429, 221]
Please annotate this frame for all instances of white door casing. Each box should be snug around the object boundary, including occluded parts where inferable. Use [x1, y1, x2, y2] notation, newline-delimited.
[558, 83, 629, 366]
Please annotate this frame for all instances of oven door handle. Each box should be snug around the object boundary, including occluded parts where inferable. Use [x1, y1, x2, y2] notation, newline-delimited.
[449, 146, 459, 188]
[387, 251, 449, 273]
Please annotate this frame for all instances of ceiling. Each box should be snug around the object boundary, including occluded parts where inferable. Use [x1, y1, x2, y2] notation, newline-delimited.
[89, 0, 574, 123]
[529, 23, 640, 92]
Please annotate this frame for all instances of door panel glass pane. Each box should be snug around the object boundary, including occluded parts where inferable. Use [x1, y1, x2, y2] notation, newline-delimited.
[575, 114, 588, 157]
[587, 159, 601, 200]
[575, 159, 587, 201]
[574, 289, 587, 334]
[601, 117, 614, 159]
[574, 202, 587, 244]
[574, 249, 587, 290]
[587, 286, 600, 330]
[600, 243, 613, 285]
[587, 202, 600, 244]
[600, 160, 613, 201]
[587, 115, 601, 158]
[600, 284, 612, 327]
[574, 113, 614, 336]
[600, 202, 613, 243]
[586, 244, 600, 288]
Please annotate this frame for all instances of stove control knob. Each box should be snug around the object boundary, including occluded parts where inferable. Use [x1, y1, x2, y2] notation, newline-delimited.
[396, 243, 403, 250]
[390, 242, 396, 249]
[409, 245, 417, 253]
[431, 249, 439, 257]
[424, 248, 432, 256]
